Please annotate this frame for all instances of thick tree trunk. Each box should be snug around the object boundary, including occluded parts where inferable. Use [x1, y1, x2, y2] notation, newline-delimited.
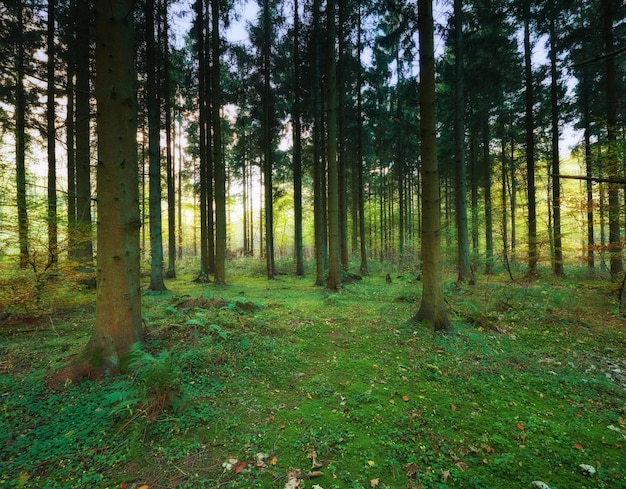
[413, 0, 450, 332]
[82, 0, 142, 378]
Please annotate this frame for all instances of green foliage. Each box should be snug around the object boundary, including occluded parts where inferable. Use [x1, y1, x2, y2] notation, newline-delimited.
[1, 271, 625, 488]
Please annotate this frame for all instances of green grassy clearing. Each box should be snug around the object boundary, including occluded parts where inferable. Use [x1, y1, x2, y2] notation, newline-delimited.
[1, 264, 625, 489]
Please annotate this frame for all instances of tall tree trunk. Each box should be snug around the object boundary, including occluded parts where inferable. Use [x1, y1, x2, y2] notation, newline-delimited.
[357, 0, 368, 275]
[524, 9, 537, 276]
[16, 1, 28, 270]
[146, 0, 166, 291]
[66, 19, 77, 261]
[212, 0, 226, 284]
[162, 2, 176, 279]
[47, 0, 58, 269]
[263, 0, 275, 279]
[337, 0, 349, 271]
[293, 0, 304, 276]
[83, 0, 142, 378]
[75, 0, 93, 264]
[453, 0, 472, 283]
[413, 0, 450, 331]
[603, 0, 622, 275]
[469, 131, 479, 262]
[326, 0, 341, 290]
[550, 17, 564, 277]
[582, 64, 594, 270]
[483, 120, 493, 274]
[195, 0, 210, 282]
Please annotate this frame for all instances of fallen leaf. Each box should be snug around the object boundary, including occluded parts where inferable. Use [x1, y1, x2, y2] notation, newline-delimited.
[370, 478, 379, 487]
[138, 486, 149, 489]
[235, 461, 247, 473]
[451, 405, 457, 411]
[442, 470, 451, 482]
[367, 460, 376, 466]
[455, 461, 468, 471]
[405, 463, 419, 476]
[307, 471, 324, 478]
[402, 395, 409, 402]
[270, 456, 278, 465]
[574, 443, 584, 450]
[119, 484, 127, 489]
[307, 393, 313, 399]
[517, 423, 525, 431]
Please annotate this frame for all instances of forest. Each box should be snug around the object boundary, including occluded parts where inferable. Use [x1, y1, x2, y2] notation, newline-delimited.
[0, 0, 625, 487]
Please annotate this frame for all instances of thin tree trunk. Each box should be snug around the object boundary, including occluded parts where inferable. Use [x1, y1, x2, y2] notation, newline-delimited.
[603, 0, 622, 274]
[326, 0, 341, 290]
[453, 0, 472, 283]
[212, 0, 226, 284]
[483, 120, 493, 274]
[293, 0, 304, 276]
[263, 0, 275, 279]
[75, 0, 93, 264]
[550, 17, 564, 277]
[146, 0, 166, 291]
[162, 2, 176, 279]
[357, 0, 367, 275]
[47, 0, 58, 269]
[524, 10, 537, 276]
[66, 20, 77, 260]
[16, 2, 28, 270]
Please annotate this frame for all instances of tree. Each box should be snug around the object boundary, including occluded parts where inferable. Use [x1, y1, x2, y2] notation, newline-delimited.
[74, 0, 94, 264]
[452, 0, 472, 284]
[15, 0, 29, 269]
[603, 0, 622, 275]
[79, 0, 142, 378]
[212, 0, 226, 284]
[146, 0, 166, 291]
[46, 0, 57, 269]
[412, 0, 450, 331]
[292, 0, 304, 277]
[326, 0, 341, 290]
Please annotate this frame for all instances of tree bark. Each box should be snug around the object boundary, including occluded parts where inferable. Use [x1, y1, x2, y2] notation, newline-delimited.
[326, 0, 341, 290]
[16, 1, 29, 270]
[75, 0, 93, 264]
[413, 0, 450, 331]
[453, 0, 472, 284]
[212, 0, 226, 284]
[293, 0, 304, 276]
[82, 0, 142, 378]
[47, 0, 58, 269]
[603, 0, 622, 275]
[146, 0, 166, 291]
[550, 17, 564, 277]
[262, 0, 275, 279]
[524, 8, 537, 276]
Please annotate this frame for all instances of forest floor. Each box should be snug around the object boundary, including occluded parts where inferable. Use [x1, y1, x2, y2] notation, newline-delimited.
[0, 260, 625, 489]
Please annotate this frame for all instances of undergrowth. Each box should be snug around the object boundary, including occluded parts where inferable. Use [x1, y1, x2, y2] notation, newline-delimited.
[0, 265, 625, 489]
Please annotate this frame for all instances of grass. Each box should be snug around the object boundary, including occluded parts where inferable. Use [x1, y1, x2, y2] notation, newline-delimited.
[1, 262, 625, 489]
